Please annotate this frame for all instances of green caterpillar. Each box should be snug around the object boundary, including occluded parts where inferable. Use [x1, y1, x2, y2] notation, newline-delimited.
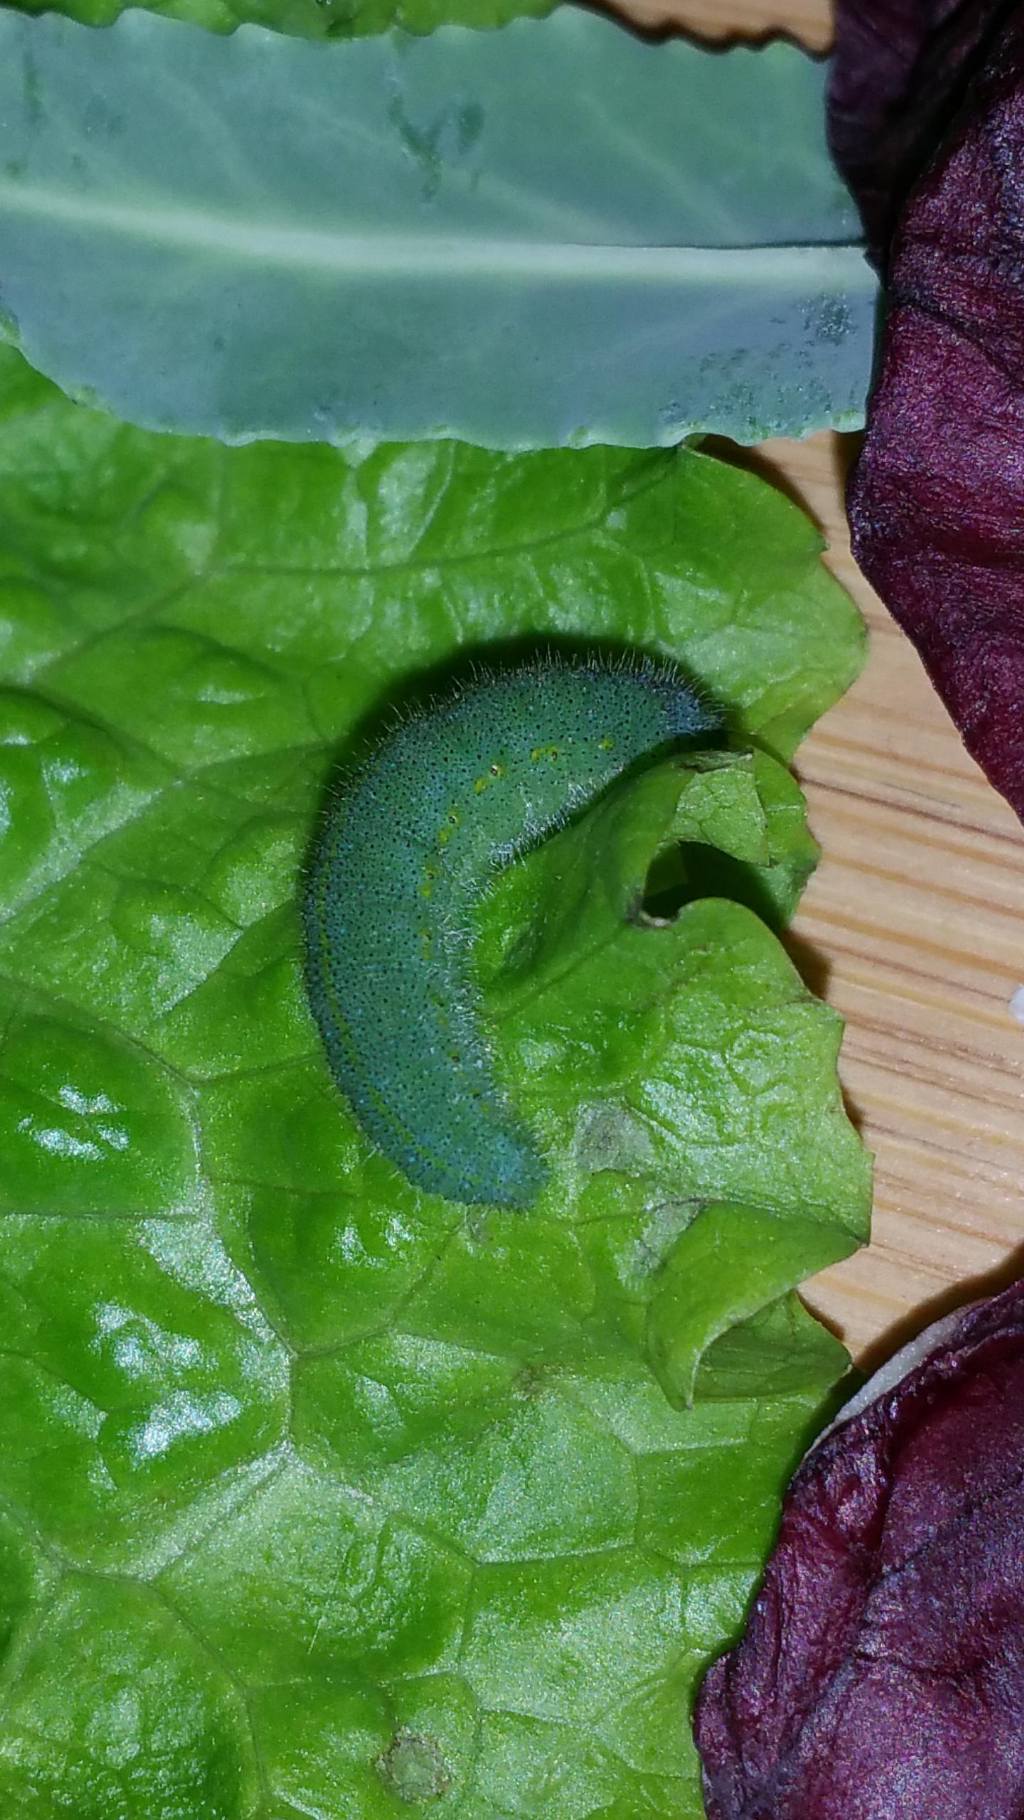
[303, 655, 720, 1207]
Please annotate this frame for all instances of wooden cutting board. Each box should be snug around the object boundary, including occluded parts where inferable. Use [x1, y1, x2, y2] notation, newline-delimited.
[615, 0, 1024, 1366]
[770, 435, 1024, 1366]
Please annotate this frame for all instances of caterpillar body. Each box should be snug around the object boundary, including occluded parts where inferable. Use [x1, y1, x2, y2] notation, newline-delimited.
[303, 655, 720, 1208]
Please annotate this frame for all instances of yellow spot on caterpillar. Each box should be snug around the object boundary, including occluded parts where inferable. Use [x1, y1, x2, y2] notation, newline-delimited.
[599, 735, 615, 750]
[474, 774, 490, 794]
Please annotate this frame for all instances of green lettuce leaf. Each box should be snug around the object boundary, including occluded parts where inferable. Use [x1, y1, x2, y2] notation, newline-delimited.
[2, 0, 543, 36]
[0, 347, 869, 1815]
[0, 8, 877, 450]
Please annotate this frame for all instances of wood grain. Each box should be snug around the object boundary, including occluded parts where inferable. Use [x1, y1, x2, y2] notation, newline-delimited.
[620, 0, 832, 48]
[769, 435, 1024, 1365]
[614, 0, 1024, 1366]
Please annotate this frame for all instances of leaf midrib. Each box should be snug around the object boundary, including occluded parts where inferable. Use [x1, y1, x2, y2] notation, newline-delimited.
[0, 181, 873, 285]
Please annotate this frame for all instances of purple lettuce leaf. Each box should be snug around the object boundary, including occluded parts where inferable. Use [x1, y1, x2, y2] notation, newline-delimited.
[844, 10, 1024, 822]
[828, 0, 1007, 258]
[694, 1277, 1024, 1819]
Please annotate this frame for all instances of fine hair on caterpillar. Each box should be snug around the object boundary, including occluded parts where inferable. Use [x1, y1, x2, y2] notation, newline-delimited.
[302, 644, 723, 1208]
